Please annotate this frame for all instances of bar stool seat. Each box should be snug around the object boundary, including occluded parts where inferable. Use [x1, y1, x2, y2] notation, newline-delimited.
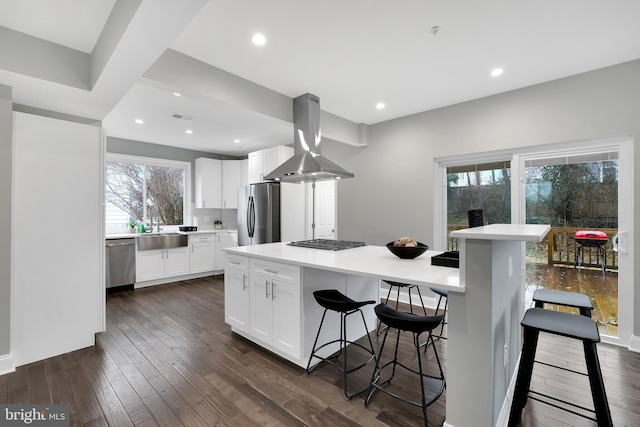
[508, 308, 612, 427]
[365, 304, 445, 427]
[376, 280, 427, 336]
[306, 289, 377, 399]
[533, 288, 594, 317]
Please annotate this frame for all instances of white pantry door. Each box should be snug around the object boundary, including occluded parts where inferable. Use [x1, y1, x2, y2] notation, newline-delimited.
[12, 112, 104, 366]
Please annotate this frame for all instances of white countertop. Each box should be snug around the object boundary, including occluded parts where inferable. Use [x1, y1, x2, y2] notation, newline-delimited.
[106, 229, 237, 239]
[224, 242, 463, 293]
[450, 224, 550, 242]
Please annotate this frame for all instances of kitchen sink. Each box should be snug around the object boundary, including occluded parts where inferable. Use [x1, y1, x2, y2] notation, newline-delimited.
[137, 233, 188, 251]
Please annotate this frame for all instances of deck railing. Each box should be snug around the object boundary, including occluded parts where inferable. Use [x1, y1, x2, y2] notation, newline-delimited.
[447, 225, 618, 270]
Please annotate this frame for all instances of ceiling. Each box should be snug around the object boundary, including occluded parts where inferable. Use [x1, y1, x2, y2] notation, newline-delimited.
[1, 0, 640, 155]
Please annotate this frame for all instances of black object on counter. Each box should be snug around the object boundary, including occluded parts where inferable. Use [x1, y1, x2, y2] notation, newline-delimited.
[468, 209, 485, 228]
[179, 226, 198, 232]
[431, 251, 459, 268]
[385, 242, 429, 259]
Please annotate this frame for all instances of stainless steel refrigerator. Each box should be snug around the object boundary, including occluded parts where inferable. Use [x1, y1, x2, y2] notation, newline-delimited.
[237, 182, 281, 245]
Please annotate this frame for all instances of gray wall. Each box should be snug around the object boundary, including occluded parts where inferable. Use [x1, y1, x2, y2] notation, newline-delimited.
[0, 84, 11, 356]
[332, 59, 640, 336]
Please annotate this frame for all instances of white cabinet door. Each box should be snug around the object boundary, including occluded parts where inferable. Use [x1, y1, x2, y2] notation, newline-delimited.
[215, 232, 235, 271]
[222, 160, 242, 209]
[190, 235, 215, 274]
[248, 151, 264, 183]
[136, 250, 165, 282]
[195, 158, 222, 208]
[224, 266, 250, 333]
[263, 146, 282, 176]
[272, 280, 301, 358]
[250, 273, 273, 342]
[164, 246, 190, 278]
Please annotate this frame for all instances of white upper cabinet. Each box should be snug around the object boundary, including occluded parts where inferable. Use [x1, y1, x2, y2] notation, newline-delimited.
[222, 160, 242, 209]
[247, 146, 293, 183]
[195, 158, 222, 209]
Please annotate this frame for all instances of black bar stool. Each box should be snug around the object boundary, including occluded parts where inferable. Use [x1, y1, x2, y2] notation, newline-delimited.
[508, 308, 612, 427]
[306, 289, 377, 399]
[533, 288, 594, 317]
[365, 304, 445, 427]
[376, 280, 428, 336]
[430, 288, 448, 341]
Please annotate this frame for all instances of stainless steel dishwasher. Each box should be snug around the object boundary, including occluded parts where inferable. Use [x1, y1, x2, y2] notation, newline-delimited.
[106, 238, 135, 288]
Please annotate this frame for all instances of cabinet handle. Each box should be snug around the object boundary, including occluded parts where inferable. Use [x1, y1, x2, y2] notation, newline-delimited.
[265, 280, 270, 298]
[166, 250, 169, 259]
[265, 268, 278, 274]
[229, 260, 241, 265]
[242, 274, 247, 290]
[272, 282, 276, 300]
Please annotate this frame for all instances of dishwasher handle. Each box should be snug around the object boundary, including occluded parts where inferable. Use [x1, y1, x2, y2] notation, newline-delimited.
[106, 241, 135, 247]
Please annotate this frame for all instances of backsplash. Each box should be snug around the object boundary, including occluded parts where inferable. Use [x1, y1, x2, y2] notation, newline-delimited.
[192, 208, 237, 230]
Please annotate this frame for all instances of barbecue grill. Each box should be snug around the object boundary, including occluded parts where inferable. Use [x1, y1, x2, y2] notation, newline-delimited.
[574, 230, 608, 274]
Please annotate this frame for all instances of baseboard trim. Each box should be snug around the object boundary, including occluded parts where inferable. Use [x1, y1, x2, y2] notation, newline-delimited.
[0, 353, 15, 376]
[495, 353, 521, 427]
[629, 335, 640, 353]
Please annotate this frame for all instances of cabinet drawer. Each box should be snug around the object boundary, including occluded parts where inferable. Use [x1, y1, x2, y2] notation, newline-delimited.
[189, 234, 215, 243]
[227, 254, 249, 271]
[251, 259, 300, 284]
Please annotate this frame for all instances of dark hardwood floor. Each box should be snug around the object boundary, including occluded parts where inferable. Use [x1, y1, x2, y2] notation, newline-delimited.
[1, 276, 639, 426]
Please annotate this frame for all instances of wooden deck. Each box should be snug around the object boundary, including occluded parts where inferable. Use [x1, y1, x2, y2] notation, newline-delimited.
[525, 263, 619, 336]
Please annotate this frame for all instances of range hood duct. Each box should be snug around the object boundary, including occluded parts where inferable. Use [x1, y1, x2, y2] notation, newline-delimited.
[263, 93, 354, 183]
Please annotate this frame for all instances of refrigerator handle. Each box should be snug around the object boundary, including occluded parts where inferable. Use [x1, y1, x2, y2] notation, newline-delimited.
[248, 196, 255, 237]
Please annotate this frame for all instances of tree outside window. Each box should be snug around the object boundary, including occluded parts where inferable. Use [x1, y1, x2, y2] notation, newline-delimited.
[106, 159, 185, 231]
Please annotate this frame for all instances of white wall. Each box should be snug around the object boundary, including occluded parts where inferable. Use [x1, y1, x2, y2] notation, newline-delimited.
[0, 85, 11, 373]
[332, 59, 640, 336]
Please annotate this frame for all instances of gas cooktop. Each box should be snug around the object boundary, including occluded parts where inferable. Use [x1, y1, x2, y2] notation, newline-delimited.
[287, 239, 367, 251]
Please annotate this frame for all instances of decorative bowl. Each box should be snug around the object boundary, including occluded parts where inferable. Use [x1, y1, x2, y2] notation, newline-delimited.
[385, 241, 429, 259]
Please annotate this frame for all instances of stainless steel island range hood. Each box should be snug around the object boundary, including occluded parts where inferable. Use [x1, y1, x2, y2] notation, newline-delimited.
[263, 93, 354, 183]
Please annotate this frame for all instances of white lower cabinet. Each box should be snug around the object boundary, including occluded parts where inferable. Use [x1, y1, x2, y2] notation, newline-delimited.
[189, 234, 215, 274]
[225, 255, 250, 333]
[249, 260, 301, 358]
[215, 231, 236, 271]
[225, 256, 302, 359]
[136, 247, 190, 282]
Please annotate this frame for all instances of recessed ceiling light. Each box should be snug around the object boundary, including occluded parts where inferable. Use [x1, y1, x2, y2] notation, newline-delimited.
[252, 33, 266, 46]
[234, 139, 240, 143]
[491, 68, 503, 77]
[173, 92, 182, 97]
[185, 130, 193, 134]
[376, 102, 385, 110]
[135, 119, 143, 124]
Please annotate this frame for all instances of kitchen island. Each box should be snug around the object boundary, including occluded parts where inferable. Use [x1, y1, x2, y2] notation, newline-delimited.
[223, 242, 461, 368]
[224, 224, 550, 427]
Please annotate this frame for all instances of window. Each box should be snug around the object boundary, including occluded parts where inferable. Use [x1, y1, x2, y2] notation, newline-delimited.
[105, 154, 190, 232]
[446, 161, 511, 227]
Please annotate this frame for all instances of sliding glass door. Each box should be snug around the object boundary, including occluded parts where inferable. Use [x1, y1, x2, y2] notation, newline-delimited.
[520, 150, 619, 337]
[435, 137, 633, 345]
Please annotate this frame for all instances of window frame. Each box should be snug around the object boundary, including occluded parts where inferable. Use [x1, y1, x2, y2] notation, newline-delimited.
[105, 153, 192, 233]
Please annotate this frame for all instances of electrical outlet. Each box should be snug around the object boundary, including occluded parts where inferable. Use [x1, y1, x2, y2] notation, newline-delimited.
[504, 342, 508, 367]
[508, 257, 513, 277]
